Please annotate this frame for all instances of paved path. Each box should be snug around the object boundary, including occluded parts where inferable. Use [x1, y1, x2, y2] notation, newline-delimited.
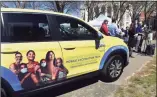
[31, 52, 153, 97]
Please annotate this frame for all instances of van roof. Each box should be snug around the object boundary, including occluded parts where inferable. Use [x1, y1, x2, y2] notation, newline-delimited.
[0, 8, 99, 32]
[1, 8, 78, 19]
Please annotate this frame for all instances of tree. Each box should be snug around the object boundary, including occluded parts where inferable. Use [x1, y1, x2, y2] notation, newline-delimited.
[112, 2, 126, 20]
[101, 5, 106, 14]
[117, 2, 130, 24]
[94, 5, 100, 18]
[156, 2, 157, 31]
[145, 2, 156, 20]
[46, 1, 80, 13]
[110, 1, 130, 25]
[1, 1, 80, 15]
[84, 1, 96, 21]
[84, 1, 108, 21]
[53, 1, 68, 12]
[0, 1, 43, 9]
[1, 2, 9, 8]
[127, 1, 156, 21]
[127, 2, 146, 21]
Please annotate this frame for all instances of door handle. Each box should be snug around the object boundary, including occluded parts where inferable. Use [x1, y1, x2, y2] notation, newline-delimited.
[64, 48, 75, 50]
[1, 51, 18, 54]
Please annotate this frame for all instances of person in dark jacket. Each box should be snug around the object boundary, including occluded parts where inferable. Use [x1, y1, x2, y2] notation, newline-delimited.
[124, 26, 129, 44]
[128, 22, 136, 57]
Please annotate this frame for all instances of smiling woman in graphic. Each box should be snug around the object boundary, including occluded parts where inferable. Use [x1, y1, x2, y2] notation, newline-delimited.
[45, 51, 56, 80]
[26, 50, 40, 86]
[54, 58, 68, 81]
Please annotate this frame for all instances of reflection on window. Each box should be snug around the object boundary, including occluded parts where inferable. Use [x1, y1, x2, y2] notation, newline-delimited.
[39, 23, 50, 37]
[2, 13, 52, 42]
[59, 22, 94, 40]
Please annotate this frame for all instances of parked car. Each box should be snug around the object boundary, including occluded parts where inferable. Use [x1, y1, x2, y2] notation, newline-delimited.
[1, 8, 129, 97]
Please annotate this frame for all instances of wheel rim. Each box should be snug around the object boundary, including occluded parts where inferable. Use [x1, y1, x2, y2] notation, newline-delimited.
[108, 59, 122, 78]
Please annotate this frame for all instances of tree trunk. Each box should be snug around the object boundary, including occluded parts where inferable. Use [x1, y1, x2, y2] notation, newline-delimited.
[156, 2, 157, 31]
[87, 6, 90, 22]
[55, 1, 61, 12]
[32, 2, 35, 9]
[144, 1, 147, 24]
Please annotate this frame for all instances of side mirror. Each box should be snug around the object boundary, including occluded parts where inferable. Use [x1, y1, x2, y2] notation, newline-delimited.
[95, 33, 103, 49]
[97, 33, 103, 40]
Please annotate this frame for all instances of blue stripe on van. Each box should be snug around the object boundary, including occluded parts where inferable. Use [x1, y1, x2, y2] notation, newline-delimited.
[0, 66, 23, 91]
[99, 45, 129, 69]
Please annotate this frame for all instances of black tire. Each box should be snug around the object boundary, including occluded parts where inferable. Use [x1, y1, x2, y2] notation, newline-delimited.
[1, 87, 7, 97]
[100, 55, 124, 82]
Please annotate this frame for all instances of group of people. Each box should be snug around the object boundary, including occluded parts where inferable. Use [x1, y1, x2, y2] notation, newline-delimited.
[9, 50, 68, 89]
[100, 18, 123, 37]
[100, 18, 151, 57]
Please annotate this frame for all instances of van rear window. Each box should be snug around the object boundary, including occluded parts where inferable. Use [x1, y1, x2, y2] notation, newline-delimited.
[1, 13, 51, 42]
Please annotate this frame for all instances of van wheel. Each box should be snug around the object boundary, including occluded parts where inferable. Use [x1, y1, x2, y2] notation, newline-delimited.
[101, 55, 124, 82]
[1, 87, 7, 97]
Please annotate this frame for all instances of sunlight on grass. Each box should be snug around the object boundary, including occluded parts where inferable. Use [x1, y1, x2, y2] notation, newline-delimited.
[114, 56, 156, 97]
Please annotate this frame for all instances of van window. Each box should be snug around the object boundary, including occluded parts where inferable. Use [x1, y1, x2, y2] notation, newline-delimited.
[2, 13, 52, 42]
[56, 16, 97, 40]
[1, 22, 3, 40]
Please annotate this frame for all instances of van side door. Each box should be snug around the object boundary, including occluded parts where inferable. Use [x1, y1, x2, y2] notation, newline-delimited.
[54, 15, 105, 78]
[1, 12, 64, 91]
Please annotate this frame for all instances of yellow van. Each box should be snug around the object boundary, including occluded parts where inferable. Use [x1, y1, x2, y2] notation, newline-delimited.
[1, 8, 129, 97]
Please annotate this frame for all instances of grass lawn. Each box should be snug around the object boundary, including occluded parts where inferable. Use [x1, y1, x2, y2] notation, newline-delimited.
[114, 56, 156, 97]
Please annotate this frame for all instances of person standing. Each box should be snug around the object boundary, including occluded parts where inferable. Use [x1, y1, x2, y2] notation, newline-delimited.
[108, 18, 119, 37]
[100, 20, 109, 36]
[128, 21, 136, 57]
[124, 26, 129, 44]
[117, 25, 125, 39]
[135, 21, 143, 52]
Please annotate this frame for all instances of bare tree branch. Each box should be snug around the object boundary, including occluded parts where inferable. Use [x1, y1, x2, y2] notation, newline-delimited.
[147, 10, 155, 18]
[127, 5, 133, 17]
[17, 1, 21, 8]
[115, 1, 126, 20]
[146, 2, 156, 14]
[21, 2, 27, 9]
[14, 2, 18, 8]
[130, 2, 145, 20]
[118, 4, 129, 24]
[0, 2, 9, 8]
